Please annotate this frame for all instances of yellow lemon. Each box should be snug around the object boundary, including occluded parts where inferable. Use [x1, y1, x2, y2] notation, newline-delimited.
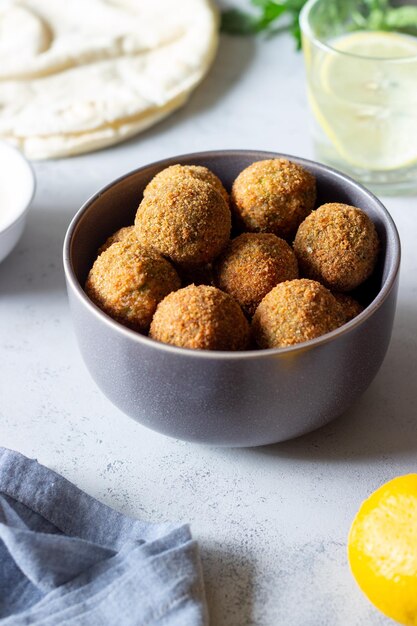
[348, 474, 417, 625]
[308, 31, 417, 171]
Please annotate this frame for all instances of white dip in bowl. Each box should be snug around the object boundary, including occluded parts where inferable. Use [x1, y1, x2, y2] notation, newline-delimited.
[0, 142, 35, 263]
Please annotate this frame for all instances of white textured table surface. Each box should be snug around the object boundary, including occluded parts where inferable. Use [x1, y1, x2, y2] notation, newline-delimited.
[1, 26, 416, 626]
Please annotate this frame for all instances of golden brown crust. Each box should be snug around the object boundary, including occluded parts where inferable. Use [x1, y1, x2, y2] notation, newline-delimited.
[215, 233, 299, 316]
[293, 203, 379, 292]
[231, 159, 316, 239]
[85, 239, 181, 332]
[252, 279, 345, 348]
[135, 178, 231, 266]
[149, 285, 250, 351]
[144, 164, 230, 206]
[98, 226, 135, 255]
[333, 292, 364, 322]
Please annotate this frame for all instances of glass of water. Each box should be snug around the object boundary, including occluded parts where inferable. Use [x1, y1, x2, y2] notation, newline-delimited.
[300, 0, 417, 194]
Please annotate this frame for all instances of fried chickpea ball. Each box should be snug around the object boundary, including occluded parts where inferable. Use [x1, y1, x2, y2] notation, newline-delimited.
[294, 203, 379, 292]
[215, 233, 299, 316]
[135, 178, 231, 266]
[231, 159, 316, 239]
[149, 285, 250, 351]
[85, 239, 181, 332]
[252, 279, 345, 349]
[144, 164, 229, 206]
[98, 226, 135, 255]
[333, 293, 364, 322]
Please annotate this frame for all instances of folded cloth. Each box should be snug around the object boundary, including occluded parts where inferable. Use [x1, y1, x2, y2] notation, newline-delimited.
[0, 448, 208, 625]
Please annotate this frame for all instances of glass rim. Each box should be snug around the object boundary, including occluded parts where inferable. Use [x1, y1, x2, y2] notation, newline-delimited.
[299, 0, 417, 62]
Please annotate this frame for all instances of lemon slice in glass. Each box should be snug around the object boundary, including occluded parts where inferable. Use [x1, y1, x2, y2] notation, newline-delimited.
[308, 31, 417, 171]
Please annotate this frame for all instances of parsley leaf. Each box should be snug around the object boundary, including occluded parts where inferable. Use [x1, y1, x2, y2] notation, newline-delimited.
[385, 6, 417, 36]
[221, 8, 260, 34]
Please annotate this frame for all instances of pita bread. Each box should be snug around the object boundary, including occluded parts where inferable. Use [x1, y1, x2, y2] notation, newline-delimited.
[0, 0, 218, 159]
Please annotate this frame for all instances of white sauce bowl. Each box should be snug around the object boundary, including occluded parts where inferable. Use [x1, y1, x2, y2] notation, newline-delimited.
[0, 142, 35, 263]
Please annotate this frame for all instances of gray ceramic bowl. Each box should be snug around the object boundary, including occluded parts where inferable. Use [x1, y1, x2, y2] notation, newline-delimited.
[63, 150, 400, 447]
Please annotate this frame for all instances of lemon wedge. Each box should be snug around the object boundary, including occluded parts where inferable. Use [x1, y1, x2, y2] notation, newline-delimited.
[348, 474, 417, 625]
[308, 31, 417, 171]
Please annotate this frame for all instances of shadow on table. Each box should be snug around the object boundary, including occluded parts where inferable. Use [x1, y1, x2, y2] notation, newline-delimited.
[202, 543, 255, 626]
[251, 302, 417, 462]
[0, 199, 76, 296]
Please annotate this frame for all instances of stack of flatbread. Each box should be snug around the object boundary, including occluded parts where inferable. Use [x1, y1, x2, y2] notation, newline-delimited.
[0, 0, 218, 159]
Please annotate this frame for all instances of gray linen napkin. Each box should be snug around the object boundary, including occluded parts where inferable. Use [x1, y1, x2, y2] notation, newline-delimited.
[0, 447, 209, 625]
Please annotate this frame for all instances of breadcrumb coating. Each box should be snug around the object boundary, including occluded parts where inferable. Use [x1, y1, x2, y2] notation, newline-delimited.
[333, 292, 364, 322]
[135, 178, 231, 266]
[294, 203, 379, 292]
[98, 226, 135, 255]
[150, 285, 250, 351]
[215, 233, 299, 316]
[85, 239, 180, 332]
[252, 279, 345, 348]
[231, 159, 316, 239]
[144, 164, 229, 206]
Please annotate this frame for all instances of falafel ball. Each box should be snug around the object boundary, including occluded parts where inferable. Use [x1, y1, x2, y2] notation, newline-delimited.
[144, 164, 229, 206]
[85, 239, 181, 332]
[294, 203, 379, 292]
[98, 225, 135, 255]
[149, 284, 250, 351]
[135, 178, 231, 266]
[231, 159, 316, 239]
[252, 279, 345, 348]
[215, 233, 299, 316]
[333, 292, 364, 322]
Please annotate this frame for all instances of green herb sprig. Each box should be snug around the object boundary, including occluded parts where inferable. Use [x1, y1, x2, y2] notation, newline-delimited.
[221, 0, 417, 48]
[221, 0, 305, 47]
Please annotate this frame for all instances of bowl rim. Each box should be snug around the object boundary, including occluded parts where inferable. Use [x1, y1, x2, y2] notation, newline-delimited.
[0, 142, 36, 234]
[63, 149, 401, 360]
